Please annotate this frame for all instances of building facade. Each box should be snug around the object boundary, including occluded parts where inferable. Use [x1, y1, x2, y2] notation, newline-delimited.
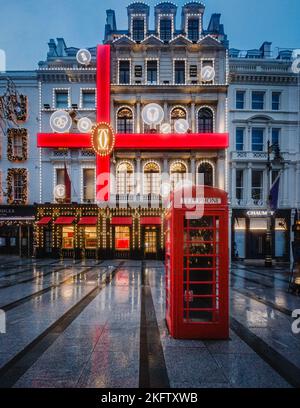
[0, 1, 299, 263]
[229, 44, 300, 263]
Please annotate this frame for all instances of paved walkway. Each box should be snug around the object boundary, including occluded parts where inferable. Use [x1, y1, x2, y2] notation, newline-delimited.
[0, 256, 298, 388]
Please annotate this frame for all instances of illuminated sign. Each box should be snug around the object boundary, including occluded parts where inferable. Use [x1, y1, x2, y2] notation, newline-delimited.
[91, 122, 115, 156]
[54, 184, 66, 201]
[181, 197, 222, 205]
[246, 210, 275, 217]
[76, 49, 92, 66]
[142, 103, 164, 126]
[50, 110, 72, 133]
[77, 117, 93, 133]
[201, 66, 216, 82]
[174, 119, 189, 134]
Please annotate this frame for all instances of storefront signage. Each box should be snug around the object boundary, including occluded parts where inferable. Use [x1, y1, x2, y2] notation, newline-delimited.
[91, 122, 115, 157]
[246, 210, 275, 217]
[181, 197, 222, 205]
[0, 205, 35, 218]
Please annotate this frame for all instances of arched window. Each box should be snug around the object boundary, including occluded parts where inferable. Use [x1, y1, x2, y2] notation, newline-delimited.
[116, 161, 134, 194]
[170, 107, 187, 132]
[117, 107, 133, 133]
[198, 162, 214, 186]
[198, 107, 213, 133]
[143, 162, 161, 195]
[170, 161, 187, 190]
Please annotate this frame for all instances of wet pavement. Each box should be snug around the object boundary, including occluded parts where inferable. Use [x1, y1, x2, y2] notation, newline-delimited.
[0, 256, 299, 388]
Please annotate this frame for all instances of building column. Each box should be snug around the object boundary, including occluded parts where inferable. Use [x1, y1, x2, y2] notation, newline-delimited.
[163, 102, 168, 123]
[231, 162, 237, 206]
[191, 101, 196, 133]
[217, 155, 225, 190]
[136, 100, 141, 133]
[216, 94, 226, 133]
[246, 163, 252, 206]
[136, 155, 141, 195]
[190, 156, 196, 185]
[283, 163, 289, 207]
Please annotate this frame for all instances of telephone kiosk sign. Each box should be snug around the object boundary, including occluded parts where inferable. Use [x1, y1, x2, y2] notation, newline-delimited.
[165, 186, 229, 339]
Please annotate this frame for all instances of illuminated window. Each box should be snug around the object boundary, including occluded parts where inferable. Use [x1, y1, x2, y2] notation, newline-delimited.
[117, 107, 133, 133]
[170, 107, 186, 132]
[116, 162, 134, 195]
[13, 133, 23, 157]
[143, 162, 161, 195]
[62, 226, 74, 249]
[115, 226, 130, 251]
[198, 108, 213, 133]
[170, 161, 187, 190]
[145, 227, 157, 253]
[198, 162, 213, 186]
[84, 226, 97, 249]
[83, 168, 95, 202]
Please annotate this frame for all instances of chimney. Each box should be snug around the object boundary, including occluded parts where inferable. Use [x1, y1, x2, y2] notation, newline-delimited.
[47, 39, 57, 57]
[56, 38, 67, 57]
[260, 42, 272, 58]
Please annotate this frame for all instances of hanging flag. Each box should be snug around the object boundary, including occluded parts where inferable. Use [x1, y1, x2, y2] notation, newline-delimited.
[269, 173, 281, 211]
[64, 162, 71, 204]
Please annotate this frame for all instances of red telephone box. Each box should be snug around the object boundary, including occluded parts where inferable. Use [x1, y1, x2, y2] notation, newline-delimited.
[165, 186, 229, 339]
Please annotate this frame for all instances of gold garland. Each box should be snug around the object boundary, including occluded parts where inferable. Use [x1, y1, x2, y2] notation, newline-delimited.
[7, 168, 28, 204]
[7, 95, 28, 122]
[7, 128, 28, 162]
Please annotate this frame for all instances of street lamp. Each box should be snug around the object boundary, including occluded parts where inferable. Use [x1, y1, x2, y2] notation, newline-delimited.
[265, 140, 284, 267]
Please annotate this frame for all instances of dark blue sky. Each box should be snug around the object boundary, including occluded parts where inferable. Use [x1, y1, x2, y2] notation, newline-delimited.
[1, 0, 300, 70]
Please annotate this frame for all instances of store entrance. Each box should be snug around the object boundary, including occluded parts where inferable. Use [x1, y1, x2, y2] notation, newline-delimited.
[248, 231, 266, 259]
[143, 226, 158, 259]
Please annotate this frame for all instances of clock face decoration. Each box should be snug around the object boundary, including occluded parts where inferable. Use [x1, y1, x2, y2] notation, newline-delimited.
[54, 184, 66, 200]
[76, 49, 92, 66]
[50, 110, 72, 133]
[201, 66, 216, 82]
[91, 122, 115, 156]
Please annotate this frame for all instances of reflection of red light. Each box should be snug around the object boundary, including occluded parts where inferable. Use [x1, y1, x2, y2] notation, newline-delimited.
[116, 239, 129, 250]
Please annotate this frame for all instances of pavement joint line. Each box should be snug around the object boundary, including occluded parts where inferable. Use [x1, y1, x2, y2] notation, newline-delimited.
[231, 287, 293, 316]
[231, 271, 274, 289]
[0, 263, 84, 289]
[0, 265, 104, 311]
[0, 261, 124, 389]
[139, 261, 170, 389]
[230, 317, 300, 388]
[0, 261, 69, 279]
[232, 265, 290, 284]
[0, 259, 59, 271]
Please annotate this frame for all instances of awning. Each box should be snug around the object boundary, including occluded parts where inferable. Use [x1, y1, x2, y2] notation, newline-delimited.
[36, 217, 52, 226]
[111, 217, 132, 225]
[78, 216, 98, 225]
[54, 217, 76, 225]
[140, 217, 162, 226]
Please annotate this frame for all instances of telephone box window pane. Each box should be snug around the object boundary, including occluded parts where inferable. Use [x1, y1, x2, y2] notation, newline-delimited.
[115, 226, 130, 251]
[62, 226, 74, 249]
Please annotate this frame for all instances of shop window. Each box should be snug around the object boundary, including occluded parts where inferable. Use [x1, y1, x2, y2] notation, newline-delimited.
[83, 168, 95, 202]
[117, 107, 133, 133]
[143, 162, 161, 195]
[62, 226, 74, 249]
[275, 218, 287, 257]
[198, 162, 213, 187]
[81, 90, 95, 109]
[132, 18, 145, 41]
[198, 108, 213, 133]
[116, 161, 134, 195]
[115, 226, 130, 251]
[119, 61, 130, 84]
[55, 90, 69, 109]
[7, 128, 28, 162]
[170, 161, 187, 190]
[145, 227, 157, 253]
[234, 218, 246, 259]
[84, 226, 97, 249]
